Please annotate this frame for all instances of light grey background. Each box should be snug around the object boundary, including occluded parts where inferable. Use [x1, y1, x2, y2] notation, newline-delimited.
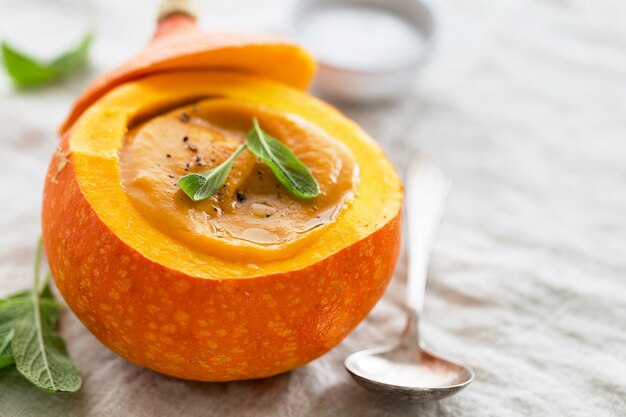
[1, 0, 625, 416]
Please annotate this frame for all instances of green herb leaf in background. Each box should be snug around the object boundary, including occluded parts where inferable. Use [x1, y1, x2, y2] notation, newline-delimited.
[1, 33, 92, 87]
[247, 118, 320, 199]
[179, 144, 246, 201]
[0, 239, 80, 393]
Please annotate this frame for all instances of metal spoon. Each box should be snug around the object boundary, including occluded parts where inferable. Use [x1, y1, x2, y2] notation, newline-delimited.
[345, 154, 474, 401]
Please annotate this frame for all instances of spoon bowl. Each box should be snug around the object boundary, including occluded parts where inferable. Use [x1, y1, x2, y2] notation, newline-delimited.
[345, 344, 474, 401]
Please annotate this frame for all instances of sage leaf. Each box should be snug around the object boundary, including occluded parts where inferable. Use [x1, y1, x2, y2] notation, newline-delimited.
[49, 33, 93, 74]
[2, 33, 92, 87]
[247, 118, 320, 199]
[178, 174, 207, 201]
[179, 144, 246, 201]
[9, 240, 81, 392]
[0, 328, 15, 369]
[0, 246, 62, 364]
[12, 305, 81, 392]
[0, 288, 39, 369]
[1, 45, 56, 86]
[0, 304, 28, 369]
[0, 290, 34, 368]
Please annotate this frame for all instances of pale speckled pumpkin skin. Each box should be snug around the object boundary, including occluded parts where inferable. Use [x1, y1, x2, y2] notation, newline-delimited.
[42, 135, 401, 381]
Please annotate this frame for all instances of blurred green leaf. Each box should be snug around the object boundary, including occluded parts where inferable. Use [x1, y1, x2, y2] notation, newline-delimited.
[1, 33, 92, 87]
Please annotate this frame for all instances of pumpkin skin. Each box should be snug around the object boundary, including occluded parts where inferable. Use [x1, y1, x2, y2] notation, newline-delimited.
[43, 145, 400, 380]
[43, 16, 402, 382]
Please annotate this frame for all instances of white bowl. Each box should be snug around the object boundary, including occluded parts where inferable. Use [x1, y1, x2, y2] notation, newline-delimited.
[291, 0, 436, 103]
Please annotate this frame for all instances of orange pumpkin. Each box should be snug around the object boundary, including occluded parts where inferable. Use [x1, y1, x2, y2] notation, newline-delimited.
[43, 12, 402, 381]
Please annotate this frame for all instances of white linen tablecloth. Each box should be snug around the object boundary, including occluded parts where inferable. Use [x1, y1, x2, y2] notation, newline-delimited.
[1, 0, 625, 415]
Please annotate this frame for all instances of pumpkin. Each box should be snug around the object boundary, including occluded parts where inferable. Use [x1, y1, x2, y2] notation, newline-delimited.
[43, 11, 401, 381]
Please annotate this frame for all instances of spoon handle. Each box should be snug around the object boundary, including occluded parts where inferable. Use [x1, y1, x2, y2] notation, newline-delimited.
[404, 154, 450, 339]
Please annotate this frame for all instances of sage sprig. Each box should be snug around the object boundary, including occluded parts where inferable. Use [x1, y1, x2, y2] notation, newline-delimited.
[0, 239, 81, 393]
[179, 118, 320, 202]
[1, 33, 92, 87]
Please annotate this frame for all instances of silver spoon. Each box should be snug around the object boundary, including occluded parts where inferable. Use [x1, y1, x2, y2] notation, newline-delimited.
[345, 154, 474, 401]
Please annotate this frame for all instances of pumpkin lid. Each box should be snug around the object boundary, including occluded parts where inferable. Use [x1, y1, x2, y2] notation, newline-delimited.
[60, 14, 317, 133]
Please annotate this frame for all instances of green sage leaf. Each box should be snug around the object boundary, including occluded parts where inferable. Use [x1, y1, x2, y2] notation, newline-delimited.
[247, 118, 320, 199]
[178, 173, 207, 201]
[49, 33, 93, 74]
[0, 328, 16, 369]
[12, 305, 81, 392]
[0, 271, 63, 372]
[10, 240, 81, 392]
[0, 303, 29, 369]
[0, 290, 36, 368]
[179, 144, 246, 201]
[2, 33, 92, 87]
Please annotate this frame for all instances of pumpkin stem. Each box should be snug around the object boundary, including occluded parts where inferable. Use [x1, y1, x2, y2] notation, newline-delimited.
[157, 0, 200, 23]
[154, 0, 200, 40]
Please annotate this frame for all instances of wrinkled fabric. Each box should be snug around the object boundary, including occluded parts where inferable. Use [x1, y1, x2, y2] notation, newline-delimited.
[1, 0, 625, 416]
